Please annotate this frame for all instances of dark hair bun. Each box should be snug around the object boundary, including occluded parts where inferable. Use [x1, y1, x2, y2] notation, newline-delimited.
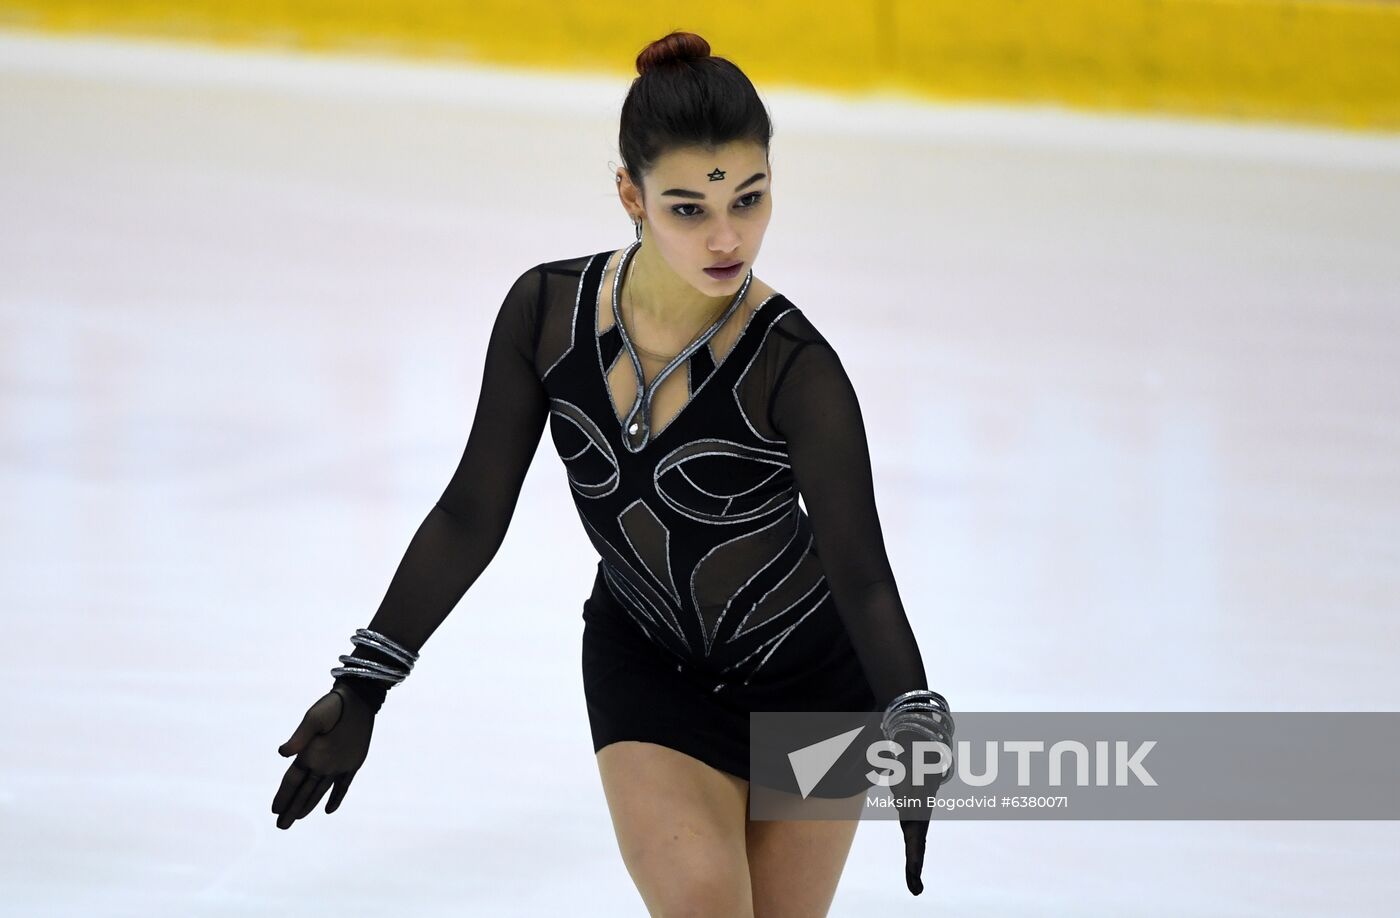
[636, 30, 711, 76]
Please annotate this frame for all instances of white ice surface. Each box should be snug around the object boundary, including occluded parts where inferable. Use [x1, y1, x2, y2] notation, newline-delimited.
[2, 28, 1399, 917]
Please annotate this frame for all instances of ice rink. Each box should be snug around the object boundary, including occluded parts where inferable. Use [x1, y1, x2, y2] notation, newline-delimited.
[2, 28, 1399, 916]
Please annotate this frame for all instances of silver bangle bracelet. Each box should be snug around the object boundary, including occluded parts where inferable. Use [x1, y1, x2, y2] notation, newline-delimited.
[351, 629, 419, 670]
[885, 688, 949, 712]
[881, 689, 954, 743]
[881, 690, 957, 783]
[329, 629, 420, 688]
[883, 718, 957, 784]
[883, 705, 955, 740]
[333, 654, 408, 681]
[884, 697, 951, 718]
[883, 718, 948, 744]
[329, 665, 402, 684]
[885, 713, 953, 744]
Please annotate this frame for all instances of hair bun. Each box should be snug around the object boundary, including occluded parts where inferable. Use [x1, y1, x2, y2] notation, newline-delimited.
[636, 30, 711, 76]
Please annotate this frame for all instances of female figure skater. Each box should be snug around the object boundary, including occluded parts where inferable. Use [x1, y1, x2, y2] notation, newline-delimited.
[272, 30, 952, 916]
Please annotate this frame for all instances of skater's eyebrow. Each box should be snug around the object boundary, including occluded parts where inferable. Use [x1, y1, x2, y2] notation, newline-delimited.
[660, 173, 766, 199]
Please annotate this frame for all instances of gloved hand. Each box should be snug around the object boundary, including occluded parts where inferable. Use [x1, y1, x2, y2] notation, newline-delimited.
[893, 739, 950, 895]
[900, 817, 929, 896]
[893, 742, 927, 895]
[271, 685, 375, 829]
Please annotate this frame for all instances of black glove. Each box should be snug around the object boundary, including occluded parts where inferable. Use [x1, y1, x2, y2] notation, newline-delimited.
[893, 735, 952, 895]
[900, 816, 929, 896]
[271, 684, 376, 829]
[892, 743, 925, 895]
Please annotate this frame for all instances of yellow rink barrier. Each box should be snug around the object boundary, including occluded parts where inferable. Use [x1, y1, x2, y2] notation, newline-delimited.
[1, 0, 1397, 132]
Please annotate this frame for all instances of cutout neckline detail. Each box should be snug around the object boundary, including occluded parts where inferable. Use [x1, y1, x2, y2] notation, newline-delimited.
[596, 241, 779, 451]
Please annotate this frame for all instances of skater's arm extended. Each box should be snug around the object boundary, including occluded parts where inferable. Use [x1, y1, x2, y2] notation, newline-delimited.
[769, 336, 929, 711]
[771, 332, 945, 894]
[334, 266, 550, 712]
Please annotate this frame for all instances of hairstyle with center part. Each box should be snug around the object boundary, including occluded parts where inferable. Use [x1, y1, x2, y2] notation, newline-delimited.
[619, 30, 774, 197]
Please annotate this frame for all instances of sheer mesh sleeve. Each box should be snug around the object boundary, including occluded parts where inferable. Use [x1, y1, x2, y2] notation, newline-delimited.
[332, 265, 550, 712]
[769, 331, 930, 712]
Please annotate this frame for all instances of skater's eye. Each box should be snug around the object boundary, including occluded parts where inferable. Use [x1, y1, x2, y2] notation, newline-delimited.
[672, 192, 764, 220]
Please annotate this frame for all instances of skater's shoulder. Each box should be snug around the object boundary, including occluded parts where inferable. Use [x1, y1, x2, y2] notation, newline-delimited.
[496, 253, 598, 309]
[529, 250, 606, 278]
[768, 297, 824, 346]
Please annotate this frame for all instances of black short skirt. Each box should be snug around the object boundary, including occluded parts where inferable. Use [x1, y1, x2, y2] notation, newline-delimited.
[580, 565, 878, 797]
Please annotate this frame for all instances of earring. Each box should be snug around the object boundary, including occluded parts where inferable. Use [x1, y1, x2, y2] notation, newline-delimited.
[634, 218, 642, 241]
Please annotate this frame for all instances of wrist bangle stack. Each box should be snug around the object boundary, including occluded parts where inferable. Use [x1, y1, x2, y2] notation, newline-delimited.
[881, 689, 955, 781]
[329, 628, 419, 690]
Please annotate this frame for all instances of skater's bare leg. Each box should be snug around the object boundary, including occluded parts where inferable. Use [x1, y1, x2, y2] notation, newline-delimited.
[596, 741, 754, 918]
[746, 792, 864, 918]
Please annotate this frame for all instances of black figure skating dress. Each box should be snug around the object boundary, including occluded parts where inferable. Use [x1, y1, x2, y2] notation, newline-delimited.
[335, 240, 931, 785]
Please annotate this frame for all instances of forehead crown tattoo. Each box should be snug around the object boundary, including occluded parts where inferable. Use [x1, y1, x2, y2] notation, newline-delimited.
[707, 167, 726, 181]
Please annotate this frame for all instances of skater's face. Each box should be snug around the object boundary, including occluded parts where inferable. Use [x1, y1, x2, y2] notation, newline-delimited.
[621, 140, 772, 295]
